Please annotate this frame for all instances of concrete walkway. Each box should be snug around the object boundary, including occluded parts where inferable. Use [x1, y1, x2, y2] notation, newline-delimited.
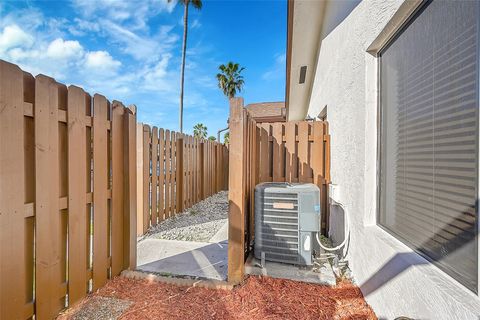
[137, 221, 228, 281]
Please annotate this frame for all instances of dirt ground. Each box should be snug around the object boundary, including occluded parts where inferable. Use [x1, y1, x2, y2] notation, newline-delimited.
[58, 275, 377, 320]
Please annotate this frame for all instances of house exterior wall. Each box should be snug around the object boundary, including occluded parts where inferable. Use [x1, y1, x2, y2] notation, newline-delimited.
[307, 0, 480, 319]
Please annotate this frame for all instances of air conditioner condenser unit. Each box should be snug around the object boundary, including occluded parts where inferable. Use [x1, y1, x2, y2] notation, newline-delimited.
[254, 182, 321, 266]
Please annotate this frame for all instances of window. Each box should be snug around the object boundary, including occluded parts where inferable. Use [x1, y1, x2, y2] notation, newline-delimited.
[379, 0, 479, 292]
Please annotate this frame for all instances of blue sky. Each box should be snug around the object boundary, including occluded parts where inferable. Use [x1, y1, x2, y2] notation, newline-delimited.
[0, 0, 287, 140]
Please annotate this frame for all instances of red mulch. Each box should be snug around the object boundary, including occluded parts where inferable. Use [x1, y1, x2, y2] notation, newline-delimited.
[63, 276, 377, 320]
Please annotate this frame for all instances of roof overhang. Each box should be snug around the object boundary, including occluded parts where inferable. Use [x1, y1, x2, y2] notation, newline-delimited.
[285, 0, 361, 121]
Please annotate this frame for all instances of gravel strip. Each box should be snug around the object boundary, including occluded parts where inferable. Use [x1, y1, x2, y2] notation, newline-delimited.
[143, 191, 228, 242]
[59, 296, 132, 320]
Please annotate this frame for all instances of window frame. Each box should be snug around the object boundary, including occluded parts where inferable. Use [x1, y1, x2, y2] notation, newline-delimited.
[375, 0, 480, 294]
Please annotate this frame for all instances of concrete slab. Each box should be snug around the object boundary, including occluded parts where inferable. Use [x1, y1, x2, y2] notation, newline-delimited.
[208, 220, 228, 243]
[137, 239, 228, 281]
[245, 255, 336, 286]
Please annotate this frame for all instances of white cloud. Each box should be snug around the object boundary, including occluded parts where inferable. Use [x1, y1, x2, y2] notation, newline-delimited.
[262, 53, 286, 80]
[46, 38, 83, 60]
[84, 51, 121, 73]
[191, 19, 201, 29]
[142, 53, 175, 92]
[0, 25, 34, 52]
[68, 18, 100, 36]
[71, 0, 176, 30]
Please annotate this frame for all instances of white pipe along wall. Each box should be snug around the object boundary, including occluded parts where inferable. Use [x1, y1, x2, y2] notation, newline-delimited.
[306, 0, 480, 319]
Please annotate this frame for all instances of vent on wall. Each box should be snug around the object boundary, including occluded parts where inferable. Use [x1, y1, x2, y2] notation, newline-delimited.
[299, 66, 307, 84]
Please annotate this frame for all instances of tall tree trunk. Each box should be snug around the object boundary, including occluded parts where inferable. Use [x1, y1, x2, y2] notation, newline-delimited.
[179, 1, 189, 133]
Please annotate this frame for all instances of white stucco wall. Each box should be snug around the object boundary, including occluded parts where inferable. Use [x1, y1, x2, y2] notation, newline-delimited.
[307, 1, 480, 319]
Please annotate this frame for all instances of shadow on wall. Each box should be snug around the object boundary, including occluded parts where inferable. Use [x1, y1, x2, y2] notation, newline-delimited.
[359, 203, 478, 297]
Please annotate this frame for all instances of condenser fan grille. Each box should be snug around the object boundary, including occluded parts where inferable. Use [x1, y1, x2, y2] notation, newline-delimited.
[257, 192, 300, 264]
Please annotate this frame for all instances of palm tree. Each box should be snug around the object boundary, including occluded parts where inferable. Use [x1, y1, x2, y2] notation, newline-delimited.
[216, 62, 245, 99]
[193, 123, 207, 139]
[208, 136, 216, 141]
[169, 0, 203, 133]
[223, 132, 229, 145]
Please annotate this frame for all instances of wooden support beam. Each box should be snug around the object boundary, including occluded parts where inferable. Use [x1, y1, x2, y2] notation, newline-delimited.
[124, 108, 137, 270]
[227, 97, 246, 284]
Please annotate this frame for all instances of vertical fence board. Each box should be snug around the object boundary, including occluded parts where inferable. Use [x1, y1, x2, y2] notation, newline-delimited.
[93, 94, 109, 290]
[311, 122, 325, 186]
[23, 72, 36, 319]
[285, 122, 296, 182]
[324, 122, 331, 183]
[142, 125, 150, 232]
[272, 123, 284, 181]
[0, 61, 27, 319]
[189, 136, 194, 207]
[151, 127, 159, 226]
[136, 123, 144, 236]
[164, 130, 171, 219]
[85, 95, 93, 287]
[67, 86, 89, 306]
[176, 137, 184, 213]
[170, 131, 178, 214]
[35, 75, 64, 319]
[158, 129, 165, 222]
[259, 125, 270, 182]
[58, 83, 69, 312]
[124, 110, 137, 270]
[111, 102, 125, 277]
[298, 122, 309, 182]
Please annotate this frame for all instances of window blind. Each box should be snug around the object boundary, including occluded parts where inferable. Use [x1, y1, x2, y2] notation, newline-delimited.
[379, 0, 479, 292]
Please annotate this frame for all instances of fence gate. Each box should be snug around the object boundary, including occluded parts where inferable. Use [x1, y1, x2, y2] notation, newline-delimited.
[228, 97, 331, 284]
[0, 60, 137, 320]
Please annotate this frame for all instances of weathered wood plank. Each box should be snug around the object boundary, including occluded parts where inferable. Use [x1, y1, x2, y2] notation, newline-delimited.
[311, 121, 324, 186]
[151, 127, 159, 226]
[171, 132, 177, 214]
[35, 75, 65, 319]
[284, 122, 296, 182]
[176, 137, 184, 213]
[298, 122, 309, 182]
[142, 125, 151, 232]
[124, 109, 137, 270]
[0, 60, 27, 319]
[93, 94, 109, 290]
[23, 72, 36, 314]
[272, 123, 284, 181]
[67, 85, 89, 306]
[111, 101, 125, 277]
[228, 98, 246, 284]
[136, 123, 144, 236]
[158, 128, 165, 222]
[259, 124, 270, 182]
[164, 130, 171, 219]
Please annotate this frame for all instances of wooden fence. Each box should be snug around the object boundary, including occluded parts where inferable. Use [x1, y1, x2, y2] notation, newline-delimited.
[137, 125, 229, 235]
[228, 97, 331, 283]
[0, 60, 137, 319]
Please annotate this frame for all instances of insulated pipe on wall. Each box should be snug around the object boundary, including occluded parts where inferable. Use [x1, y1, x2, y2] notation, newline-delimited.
[217, 126, 229, 143]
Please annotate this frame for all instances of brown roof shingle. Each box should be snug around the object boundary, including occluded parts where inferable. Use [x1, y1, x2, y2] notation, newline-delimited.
[245, 102, 286, 122]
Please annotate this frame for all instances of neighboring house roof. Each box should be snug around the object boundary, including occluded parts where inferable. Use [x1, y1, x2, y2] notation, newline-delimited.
[245, 101, 286, 123]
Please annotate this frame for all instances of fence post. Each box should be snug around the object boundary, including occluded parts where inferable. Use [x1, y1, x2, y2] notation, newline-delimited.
[142, 125, 151, 232]
[176, 137, 184, 213]
[136, 123, 144, 236]
[124, 108, 137, 270]
[200, 141, 205, 200]
[228, 97, 246, 284]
